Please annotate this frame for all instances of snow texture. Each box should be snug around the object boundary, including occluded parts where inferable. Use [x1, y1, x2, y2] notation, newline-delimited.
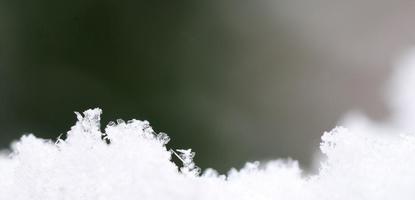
[2, 50, 415, 199]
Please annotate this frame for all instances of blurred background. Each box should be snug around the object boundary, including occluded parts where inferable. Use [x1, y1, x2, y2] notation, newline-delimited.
[0, 0, 414, 172]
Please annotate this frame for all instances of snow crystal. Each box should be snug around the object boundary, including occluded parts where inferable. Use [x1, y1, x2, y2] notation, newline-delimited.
[175, 149, 201, 176]
[3, 50, 415, 199]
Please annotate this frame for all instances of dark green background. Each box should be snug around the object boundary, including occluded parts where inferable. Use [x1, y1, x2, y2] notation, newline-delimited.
[0, 0, 235, 169]
[0, 0, 401, 172]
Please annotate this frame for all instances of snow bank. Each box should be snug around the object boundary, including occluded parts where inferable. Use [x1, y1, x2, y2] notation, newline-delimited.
[3, 50, 415, 199]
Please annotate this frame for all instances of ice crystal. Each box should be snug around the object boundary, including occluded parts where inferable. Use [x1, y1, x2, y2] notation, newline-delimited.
[175, 149, 201, 176]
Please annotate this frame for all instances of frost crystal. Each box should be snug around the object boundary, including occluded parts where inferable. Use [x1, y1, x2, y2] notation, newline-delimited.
[156, 132, 170, 145]
[175, 149, 201, 176]
[3, 50, 415, 199]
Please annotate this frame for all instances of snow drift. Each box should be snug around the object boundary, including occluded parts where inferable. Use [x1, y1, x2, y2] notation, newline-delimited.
[3, 50, 415, 199]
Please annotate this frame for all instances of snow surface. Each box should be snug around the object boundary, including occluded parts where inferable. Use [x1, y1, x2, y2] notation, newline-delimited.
[2, 50, 415, 199]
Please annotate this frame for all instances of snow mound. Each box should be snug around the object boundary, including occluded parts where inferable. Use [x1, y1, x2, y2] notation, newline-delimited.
[0, 109, 414, 200]
[3, 50, 415, 199]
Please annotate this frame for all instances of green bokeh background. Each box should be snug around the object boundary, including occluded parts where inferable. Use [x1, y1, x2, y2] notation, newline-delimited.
[0, 0, 404, 172]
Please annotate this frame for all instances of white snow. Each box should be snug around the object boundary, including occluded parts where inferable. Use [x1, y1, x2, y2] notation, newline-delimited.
[3, 50, 415, 199]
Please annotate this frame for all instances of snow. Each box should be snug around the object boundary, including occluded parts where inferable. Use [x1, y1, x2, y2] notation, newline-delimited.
[2, 50, 415, 199]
